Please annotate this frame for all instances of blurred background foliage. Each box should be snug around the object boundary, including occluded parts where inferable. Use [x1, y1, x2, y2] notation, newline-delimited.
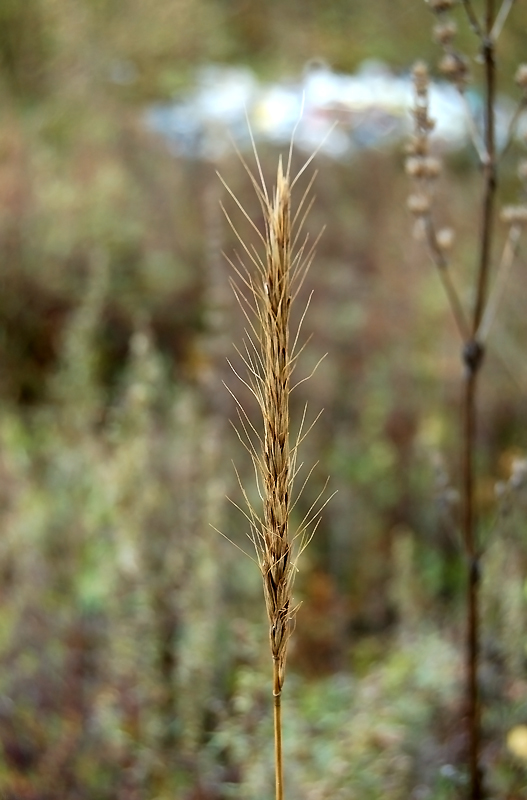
[0, 0, 527, 798]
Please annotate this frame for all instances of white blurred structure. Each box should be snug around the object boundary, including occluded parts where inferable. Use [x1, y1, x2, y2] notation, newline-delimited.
[145, 61, 524, 161]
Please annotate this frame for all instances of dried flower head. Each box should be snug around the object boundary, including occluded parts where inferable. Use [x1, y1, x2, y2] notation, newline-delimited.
[515, 64, 527, 90]
[436, 227, 455, 251]
[412, 105, 436, 133]
[439, 52, 470, 87]
[405, 157, 423, 177]
[500, 205, 527, 225]
[405, 156, 441, 179]
[517, 159, 527, 184]
[406, 135, 429, 157]
[423, 156, 441, 178]
[510, 457, 527, 489]
[412, 61, 429, 95]
[428, 0, 456, 12]
[433, 20, 457, 46]
[407, 193, 431, 216]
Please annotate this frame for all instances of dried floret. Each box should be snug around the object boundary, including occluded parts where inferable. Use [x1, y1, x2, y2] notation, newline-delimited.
[407, 194, 431, 216]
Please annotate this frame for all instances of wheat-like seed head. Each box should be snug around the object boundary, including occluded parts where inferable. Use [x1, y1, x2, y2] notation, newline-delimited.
[220, 143, 328, 693]
[260, 158, 293, 689]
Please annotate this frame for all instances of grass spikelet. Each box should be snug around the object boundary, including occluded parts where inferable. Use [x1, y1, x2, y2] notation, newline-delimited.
[220, 139, 327, 800]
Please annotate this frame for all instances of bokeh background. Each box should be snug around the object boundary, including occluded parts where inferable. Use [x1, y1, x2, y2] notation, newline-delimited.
[1, 1, 527, 797]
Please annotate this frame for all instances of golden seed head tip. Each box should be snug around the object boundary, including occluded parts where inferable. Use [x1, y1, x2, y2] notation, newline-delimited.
[277, 154, 285, 183]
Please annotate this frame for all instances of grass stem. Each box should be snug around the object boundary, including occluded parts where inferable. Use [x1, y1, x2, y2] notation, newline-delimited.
[273, 660, 284, 800]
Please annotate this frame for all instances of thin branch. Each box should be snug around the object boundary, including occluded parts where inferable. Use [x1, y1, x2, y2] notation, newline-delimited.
[498, 96, 527, 160]
[486, 331, 527, 393]
[422, 216, 471, 340]
[473, 8, 497, 333]
[438, 269, 472, 342]
[461, 0, 484, 38]
[460, 91, 488, 164]
[491, 0, 516, 40]
[476, 224, 521, 342]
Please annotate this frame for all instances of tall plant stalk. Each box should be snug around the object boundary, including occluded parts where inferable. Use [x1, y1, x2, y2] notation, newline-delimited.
[220, 144, 327, 799]
[463, 4, 496, 796]
[407, 1, 526, 796]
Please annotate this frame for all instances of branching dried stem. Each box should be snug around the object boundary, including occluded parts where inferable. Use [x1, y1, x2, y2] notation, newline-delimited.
[406, 62, 470, 342]
[411, 1, 526, 797]
[221, 141, 327, 800]
[473, 2, 496, 332]
[463, 10, 496, 794]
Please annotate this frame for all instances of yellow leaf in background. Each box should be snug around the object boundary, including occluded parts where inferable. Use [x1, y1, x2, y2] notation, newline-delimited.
[507, 726, 527, 760]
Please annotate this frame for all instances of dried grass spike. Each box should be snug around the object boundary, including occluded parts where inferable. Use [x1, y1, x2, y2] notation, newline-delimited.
[221, 141, 327, 800]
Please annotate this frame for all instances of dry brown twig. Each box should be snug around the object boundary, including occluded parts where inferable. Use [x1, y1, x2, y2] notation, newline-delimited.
[408, 2, 527, 798]
[218, 132, 331, 800]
